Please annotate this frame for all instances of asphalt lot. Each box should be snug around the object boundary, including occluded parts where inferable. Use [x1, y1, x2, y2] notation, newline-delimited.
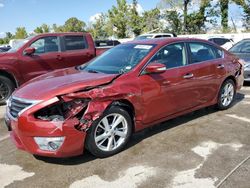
[0, 85, 250, 188]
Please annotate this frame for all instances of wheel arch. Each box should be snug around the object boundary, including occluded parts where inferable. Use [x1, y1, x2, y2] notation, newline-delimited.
[108, 99, 136, 132]
[0, 70, 18, 88]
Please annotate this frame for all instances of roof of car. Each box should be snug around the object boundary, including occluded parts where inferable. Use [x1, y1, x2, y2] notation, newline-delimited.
[126, 37, 214, 46]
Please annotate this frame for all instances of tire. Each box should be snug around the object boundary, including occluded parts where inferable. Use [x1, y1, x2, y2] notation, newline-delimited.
[217, 79, 236, 110]
[0, 76, 15, 105]
[85, 106, 133, 158]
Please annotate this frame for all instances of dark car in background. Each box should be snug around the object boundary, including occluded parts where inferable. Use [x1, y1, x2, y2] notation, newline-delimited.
[208, 37, 234, 50]
[95, 40, 120, 47]
[229, 39, 250, 82]
[0, 46, 11, 53]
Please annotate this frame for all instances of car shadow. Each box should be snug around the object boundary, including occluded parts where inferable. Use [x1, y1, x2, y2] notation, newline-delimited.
[34, 93, 245, 165]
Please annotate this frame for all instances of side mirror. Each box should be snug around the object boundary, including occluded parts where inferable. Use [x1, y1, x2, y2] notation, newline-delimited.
[24, 47, 35, 55]
[145, 62, 166, 74]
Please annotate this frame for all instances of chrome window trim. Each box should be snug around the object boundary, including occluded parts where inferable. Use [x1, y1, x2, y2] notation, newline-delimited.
[139, 41, 225, 76]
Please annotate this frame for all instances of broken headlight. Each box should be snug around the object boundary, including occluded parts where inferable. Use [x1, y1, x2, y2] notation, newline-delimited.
[34, 98, 89, 122]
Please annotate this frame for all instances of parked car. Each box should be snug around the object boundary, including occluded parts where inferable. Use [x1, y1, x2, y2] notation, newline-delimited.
[208, 37, 234, 50]
[0, 46, 11, 52]
[0, 32, 109, 104]
[95, 40, 120, 47]
[229, 39, 250, 82]
[5, 38, 244, 158]
[134, 33, 177, 40]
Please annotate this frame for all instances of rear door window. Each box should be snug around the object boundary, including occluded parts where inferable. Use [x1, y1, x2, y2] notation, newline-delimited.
[64, 36, 87, 51]
[188, 42, 220, 64]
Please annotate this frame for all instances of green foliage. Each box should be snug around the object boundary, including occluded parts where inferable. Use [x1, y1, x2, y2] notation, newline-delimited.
[220, 0, 229, 32]
[34, 24, 50, 33]
[15, 27, 28, 39]
[128, 0, 143, 36]
[63, 17, 86, 32]
[87, 14, 112, 39]
[108, 0, 129, 38]
[142, 8, 161, 33]
[163, 10, 182, 34]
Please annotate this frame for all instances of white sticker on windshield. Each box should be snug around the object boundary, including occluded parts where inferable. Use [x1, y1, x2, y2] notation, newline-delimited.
[134, 45, 153, 50]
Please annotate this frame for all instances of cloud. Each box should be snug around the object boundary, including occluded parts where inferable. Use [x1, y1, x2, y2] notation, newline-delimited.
[0, 3, 4, 7]
[89, 13, 102, 23]
[0, 32, 6, 38]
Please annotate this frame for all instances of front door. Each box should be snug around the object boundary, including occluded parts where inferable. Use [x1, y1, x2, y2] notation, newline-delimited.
[139, 42, 199, 124]
[20, 36, 64, 82]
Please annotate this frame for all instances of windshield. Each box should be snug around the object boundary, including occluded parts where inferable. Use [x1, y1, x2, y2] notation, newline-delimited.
[8, 36, 35, 53]
[80, 43, 156, 74]
[135, 35, 154, 40]
[229, 40, 250, 53]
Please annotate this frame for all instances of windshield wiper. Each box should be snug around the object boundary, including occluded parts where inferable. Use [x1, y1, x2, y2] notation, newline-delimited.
[87, 69, 101, 73]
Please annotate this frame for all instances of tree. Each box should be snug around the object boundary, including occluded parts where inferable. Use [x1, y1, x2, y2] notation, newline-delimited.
[15, 27, 28, 39]
[129, 0, 143, 36]
[163, 10, 182, 34]
[87, 14, 112, 39]
[234, 0, 250, 31]
[52, 24, 64, 32]
[34, 24, 50, 33]
[63, 17, 86, 32]
[108, 0, 129, 38]
[220, 0, 229, 32]
[142, 8, 161, 33]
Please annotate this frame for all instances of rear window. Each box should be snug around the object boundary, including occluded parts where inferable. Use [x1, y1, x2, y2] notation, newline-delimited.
[189, 42, 223, 63]
[65, 36, 87, 51]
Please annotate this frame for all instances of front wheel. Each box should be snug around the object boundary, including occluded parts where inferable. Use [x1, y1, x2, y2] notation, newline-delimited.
[85, 106, 132, 158]
[0, 76, 15, 105]
[217, 79, 236, 110]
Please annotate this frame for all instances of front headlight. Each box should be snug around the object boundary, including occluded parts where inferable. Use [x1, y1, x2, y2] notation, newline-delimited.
[34, 98, 89, 122]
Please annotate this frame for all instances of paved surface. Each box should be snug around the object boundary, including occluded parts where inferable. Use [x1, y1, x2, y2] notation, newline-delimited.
[0, 85, 250, 188]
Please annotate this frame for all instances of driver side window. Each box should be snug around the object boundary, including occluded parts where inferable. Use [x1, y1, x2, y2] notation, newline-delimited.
[30, 36, 59, 54]
[149, 43, 187, 69]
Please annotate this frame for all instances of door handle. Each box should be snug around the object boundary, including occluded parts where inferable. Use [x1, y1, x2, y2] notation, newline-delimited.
[183, 73, 194, 79]
[56, 55, 63, 60]
[217, 64, 225, 69]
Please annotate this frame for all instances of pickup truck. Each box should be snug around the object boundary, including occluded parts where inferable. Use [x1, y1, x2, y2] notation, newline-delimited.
[0, 32, 108, 104]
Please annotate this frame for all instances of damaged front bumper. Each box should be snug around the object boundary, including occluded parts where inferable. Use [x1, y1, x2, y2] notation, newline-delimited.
[5, 97, 90, 158]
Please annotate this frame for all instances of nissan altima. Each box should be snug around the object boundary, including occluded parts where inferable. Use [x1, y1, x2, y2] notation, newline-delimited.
[5, 38, 244, 158]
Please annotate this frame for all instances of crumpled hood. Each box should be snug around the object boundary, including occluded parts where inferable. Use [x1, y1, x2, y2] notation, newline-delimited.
[13, 67, 118, 100]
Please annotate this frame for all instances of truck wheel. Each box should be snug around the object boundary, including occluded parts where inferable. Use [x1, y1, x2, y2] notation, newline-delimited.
[85, 106, 132, 158]
[0, 76, 15, 105]
[217, 79, 236, 110]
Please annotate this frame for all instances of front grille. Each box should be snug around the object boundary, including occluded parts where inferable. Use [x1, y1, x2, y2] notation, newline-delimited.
[9, 97, 33, 118]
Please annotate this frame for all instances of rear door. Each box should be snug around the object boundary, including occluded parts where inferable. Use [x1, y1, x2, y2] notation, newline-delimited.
[61, 35, 95, 67]
[20, 36, 64, 82]
[186, 42, 222, 104]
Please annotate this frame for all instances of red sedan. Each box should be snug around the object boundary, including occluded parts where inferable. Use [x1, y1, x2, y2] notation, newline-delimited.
[5, 38, 244, 158]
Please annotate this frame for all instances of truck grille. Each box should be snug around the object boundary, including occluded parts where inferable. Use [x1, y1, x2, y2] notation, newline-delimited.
[8, 97, 33, 119]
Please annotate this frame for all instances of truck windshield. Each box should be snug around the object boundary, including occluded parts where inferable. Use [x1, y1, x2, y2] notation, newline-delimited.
[80, 43, 156, 74]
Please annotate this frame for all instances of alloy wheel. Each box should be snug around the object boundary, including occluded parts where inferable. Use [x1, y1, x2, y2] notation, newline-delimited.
[221, 82, 234, 107]
[94, 113, 128, 152]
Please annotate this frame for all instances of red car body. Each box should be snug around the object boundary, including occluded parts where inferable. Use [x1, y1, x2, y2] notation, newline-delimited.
[5, 38, 244, 158]
[0, 32, 109, 103]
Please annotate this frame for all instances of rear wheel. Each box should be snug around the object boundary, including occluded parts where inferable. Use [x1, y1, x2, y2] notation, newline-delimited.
[85, 106, 132, 158]
[217, 79, 236, 110]
[0, 76, 15, 105]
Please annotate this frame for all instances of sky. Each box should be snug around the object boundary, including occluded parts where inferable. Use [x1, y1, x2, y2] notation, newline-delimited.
[0, 0, 245, 38]
[0, 0, 157, 37]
